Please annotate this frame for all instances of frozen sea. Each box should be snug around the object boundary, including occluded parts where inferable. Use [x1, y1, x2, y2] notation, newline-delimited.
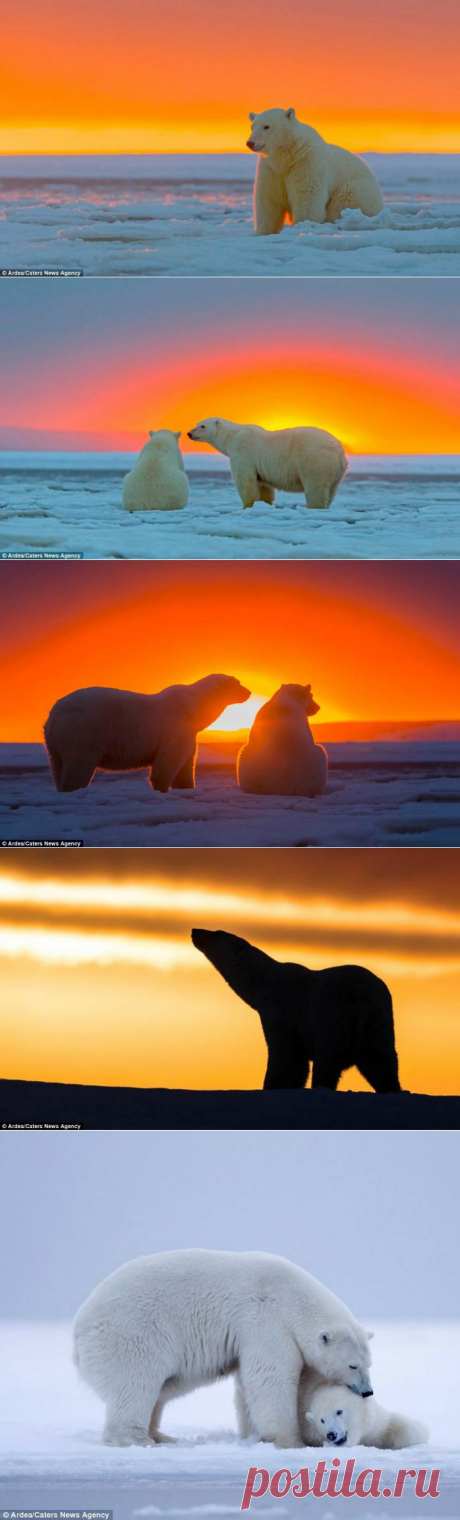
[1, 453, 459, 561]
[0, 1321, 457, 1517]
[1, 152, 459, 276]
[1, 736, 459, 847]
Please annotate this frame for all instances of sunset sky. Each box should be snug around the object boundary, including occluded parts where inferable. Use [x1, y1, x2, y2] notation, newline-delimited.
[2, 0, 460, 153]
[1, 281, 459, 456]
[1, 850, 459, 1093]
[1, 562, 459, 742]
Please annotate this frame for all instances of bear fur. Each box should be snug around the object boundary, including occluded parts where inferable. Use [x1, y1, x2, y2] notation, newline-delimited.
[44, 673, 250, 794]
[122, 430, 189, 512]
[247, 108, 384, 235]
[188, 418, 347, 511]
[300, 1376, 428, 1450]
[73, 1248, 373, 1449]
[191, 929, 401, 1093]
[237, 684, 327, 796]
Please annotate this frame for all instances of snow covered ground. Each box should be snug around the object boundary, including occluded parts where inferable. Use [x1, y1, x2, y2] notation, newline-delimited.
[1, 738, 459, 846]
[1, 453, 459, 561]
[1, 153, 459, 276]
[0, 1320, 457, 1517]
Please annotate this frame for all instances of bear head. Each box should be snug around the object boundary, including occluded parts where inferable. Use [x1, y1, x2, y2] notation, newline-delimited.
[148, 429, 182, 453]
[246, 107, 298, 161]
[262, 684, 320, 719]
[303, 1384, 364, 1448]
[309, 1325, 373, 1398]
[187, 418, 225, 449]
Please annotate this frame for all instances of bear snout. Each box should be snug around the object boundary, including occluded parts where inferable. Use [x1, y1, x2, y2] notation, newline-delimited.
[246, 138, 257, 150]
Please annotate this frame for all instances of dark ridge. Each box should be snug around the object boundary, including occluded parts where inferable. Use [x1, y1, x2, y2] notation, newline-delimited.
[0, 1079, 458, 1130]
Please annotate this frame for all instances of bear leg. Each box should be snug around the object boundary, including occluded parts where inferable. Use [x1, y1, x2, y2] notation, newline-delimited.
[234, 1372, 254, 1438]
[56, 757, 97, 792]
[301, 476, 331, 511]
[149, 740, 195, 793]
[254, 158, 288, 235]
[103, 1387, 162, 1447]
[356, 1046, 401, 1094]
[239, 1335, 304, 1447]
[47, 748, 63, 789]
[172, 750, 196, 789]
[263, 1034, 310, 1090]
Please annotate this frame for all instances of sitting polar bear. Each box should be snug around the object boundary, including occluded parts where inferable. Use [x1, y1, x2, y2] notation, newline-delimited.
[247, 108, 383, 235]
[188, 418, 347, 512]
[238, 684, 327, 796]
[299, 1375, 428, 1451]
[73, 1248, 373, 1449]
[44, 673, 250, 793]
[122, 430, 189, 512]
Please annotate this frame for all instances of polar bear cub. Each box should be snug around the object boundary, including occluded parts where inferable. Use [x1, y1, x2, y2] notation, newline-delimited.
[247, 108, 383, 235]
[73, 1248, 373, 1449]
[188, 418, 347, 511]
[238, 684, 327, 797]
[122, 430, 189, 512]
[44, 673, 250, 794]
[301, 1379, 429, 1451]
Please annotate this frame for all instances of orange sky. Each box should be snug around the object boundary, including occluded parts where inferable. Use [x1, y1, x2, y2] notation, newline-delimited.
[2, 0, 460, 152]
[1, 850, 459, 1093]
[1, 282, 460, 457]
[1, 563, 459, 742]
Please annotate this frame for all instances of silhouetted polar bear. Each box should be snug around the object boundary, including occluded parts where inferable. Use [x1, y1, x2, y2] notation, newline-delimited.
[237, 684, 327, 796]
[44, 674, 250, 793]
[188, 418, 347, 511]
[73, 1249, 373, 1448]
[122, 430, 189, 512]
[247, 108, 383, 234]
[300, 1376, 428, 1450]
[191, 930, 401, 1092]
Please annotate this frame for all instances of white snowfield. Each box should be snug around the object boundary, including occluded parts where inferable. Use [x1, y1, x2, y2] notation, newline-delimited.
[1, 737, 459, 846]
[0, 153, 459, 276]
[0, 1319, 457, 1511]
[1, 454, 459, 561]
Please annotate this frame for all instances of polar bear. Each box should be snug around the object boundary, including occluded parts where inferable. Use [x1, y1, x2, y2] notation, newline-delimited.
[300, 1376, 428, 1450]
[44, 673, 250, 793]
[191, 930, 401, 1092]
[73, 1249, 373, 1449]
[188, 418, 347, 512]
[122, 430, 189, 512]
[247, 108, 383, 235]
[237, 684, 327, 796]
[192, 924, 400, 1094]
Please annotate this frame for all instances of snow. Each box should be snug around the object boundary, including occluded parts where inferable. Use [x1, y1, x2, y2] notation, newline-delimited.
[1, 738, 459, 846]
[1, 153, 459, 276]
[1, 454, 459, 561]
[0, 1320, 457, 1518]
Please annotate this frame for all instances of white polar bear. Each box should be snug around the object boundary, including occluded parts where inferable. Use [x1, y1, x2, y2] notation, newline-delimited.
[300, 1376, 429, 1450]
[237, 684, 328, 797]
[73, 1249, 373, 1449]
[188, 418, 347, 512]
[247, 108, 383, 235]
[44, 673, 250, 793]
[122, 430, 189, 512]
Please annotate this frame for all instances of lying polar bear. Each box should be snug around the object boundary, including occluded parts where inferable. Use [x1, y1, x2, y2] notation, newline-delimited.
[238, 684, 327, 796]
[300, 1374, 428, 1450]
[44, 673, 250, 793]
[122, 430, 189, 512]
[246, 107, 383, 235]
[73, 1248, 373, 1449]
[188, 418, 347, 512]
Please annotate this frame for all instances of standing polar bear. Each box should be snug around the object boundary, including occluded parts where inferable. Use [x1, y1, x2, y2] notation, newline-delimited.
[299, 1374, 428, 1450]
[247, 108, 383, 235]
[122, 431, 189, 512]
[44, 673, 250, 793]
[237, 684, 328, 796]
[73, 1249, 373, 1449]
[188, 418, 347, 512]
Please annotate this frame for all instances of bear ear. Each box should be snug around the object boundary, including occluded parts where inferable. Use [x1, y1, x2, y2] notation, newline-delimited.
[149, 429, 155, 438]
[285, 107, 296, 120]
[249, 112, 256, 122]
[304, 1411, 315, 1423]
[174, 430, 181, 440]
[367, 1331, 375, 1341]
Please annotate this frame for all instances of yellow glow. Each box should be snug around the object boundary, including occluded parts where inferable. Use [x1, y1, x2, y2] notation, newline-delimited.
[206, 694, 266, 734]
[1, 872, 460, 941]
[1, 118, 460, 155]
